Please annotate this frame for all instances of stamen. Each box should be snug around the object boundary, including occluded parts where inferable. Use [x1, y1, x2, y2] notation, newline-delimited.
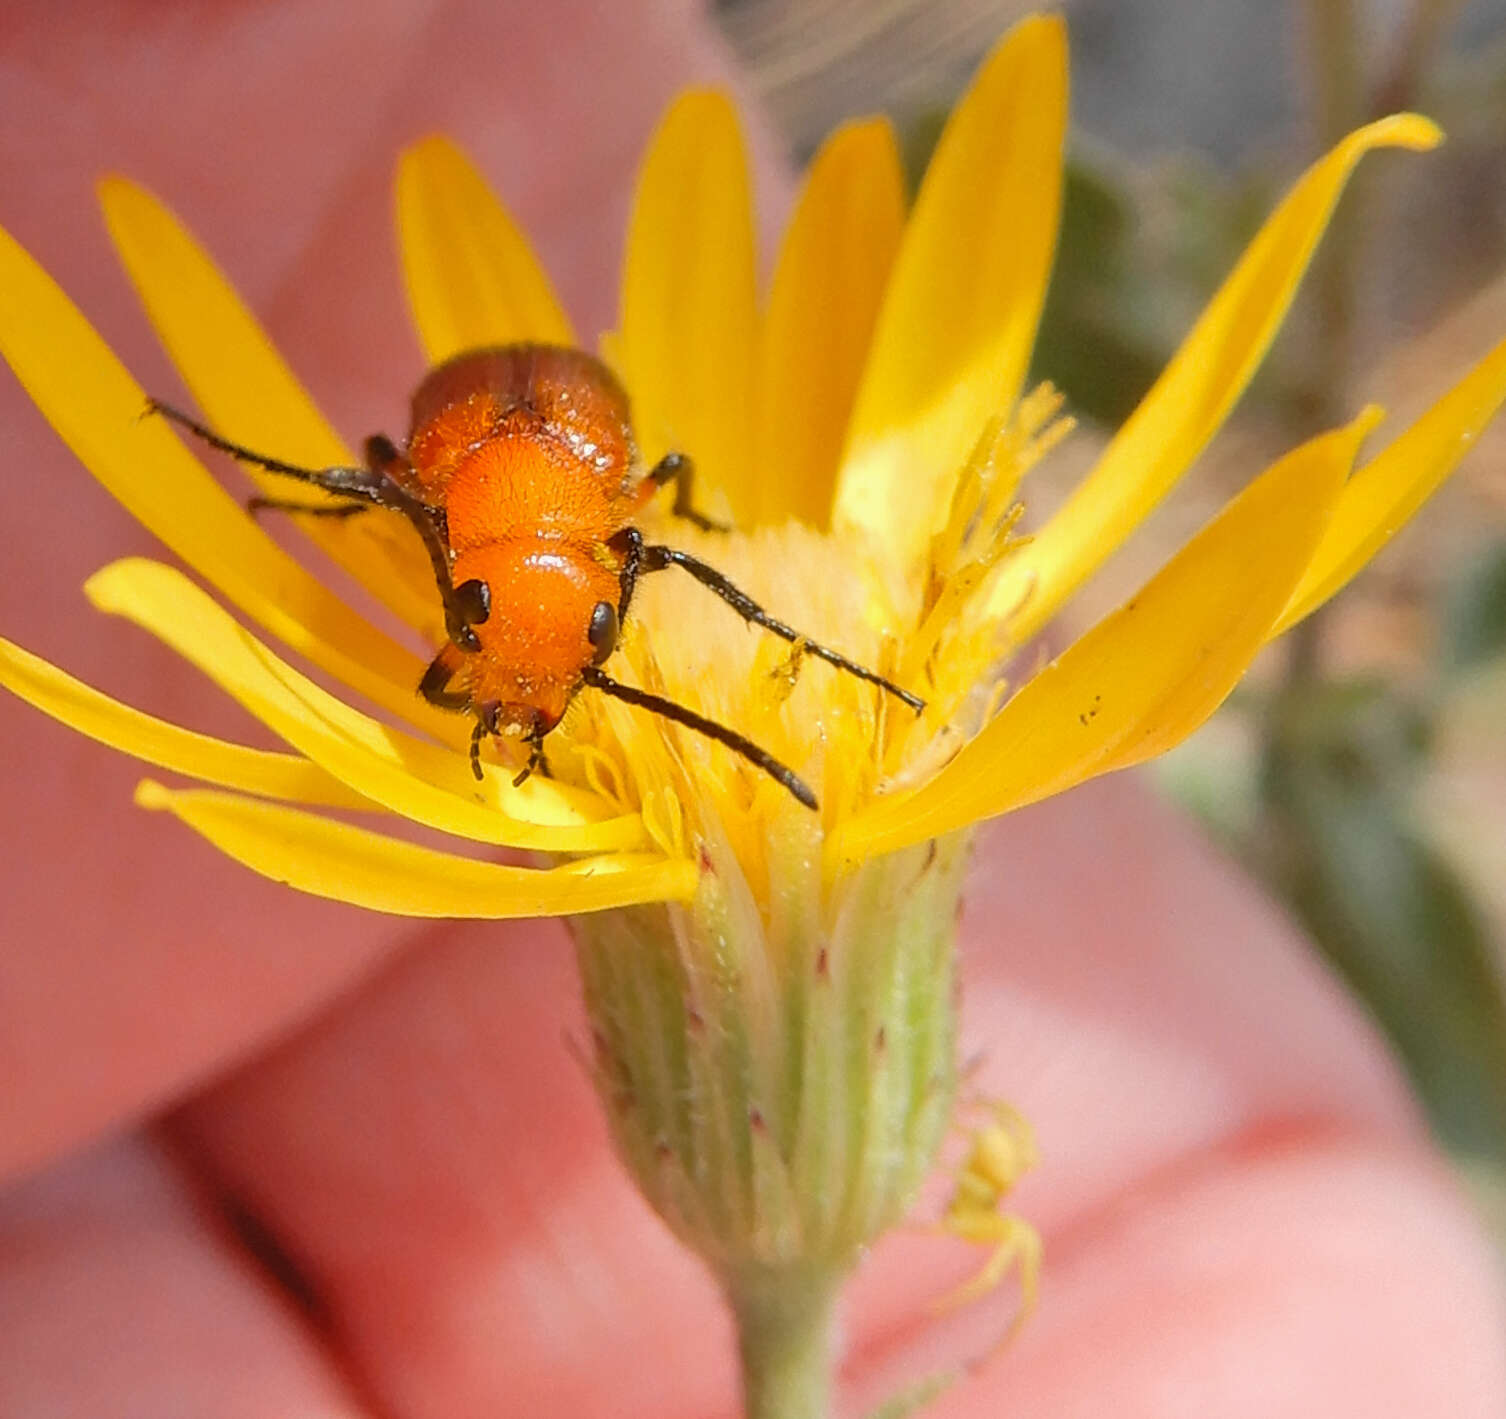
[639, 785, 687, 861]
[575, 741, 631, 810]
[907, 382, 1075, 730]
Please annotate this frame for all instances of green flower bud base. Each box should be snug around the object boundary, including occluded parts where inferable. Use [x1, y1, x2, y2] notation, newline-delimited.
[572, 812, 973, 1418]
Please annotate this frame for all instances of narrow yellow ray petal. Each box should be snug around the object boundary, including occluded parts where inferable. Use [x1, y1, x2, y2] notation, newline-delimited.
[97, 177, 438, 633]
[619, 89, 757, 522]
[396, 135, 575, 364]
[754, 118, 905, 528]
[87, 559, 644, 854]
[0, 634, 371, 809]
[991, 113, 1442, 644]
[832, 16, 1067, 564]
[835, 412, 1374, 863]
[135, 781, 698, 918]
[0, 219, 460, 743]
[1273, 332, 1506, 635]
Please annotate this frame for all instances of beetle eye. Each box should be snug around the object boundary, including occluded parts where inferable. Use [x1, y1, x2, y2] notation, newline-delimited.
[588, 600, 618, 665]
[454, 577, 491, 625]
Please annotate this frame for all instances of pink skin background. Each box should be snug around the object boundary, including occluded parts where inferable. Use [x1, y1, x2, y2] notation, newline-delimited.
[0, 2, 1503, 1414]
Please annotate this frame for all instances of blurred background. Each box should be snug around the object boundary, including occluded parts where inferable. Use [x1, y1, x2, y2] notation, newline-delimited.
[714, 0, 1506, 1225]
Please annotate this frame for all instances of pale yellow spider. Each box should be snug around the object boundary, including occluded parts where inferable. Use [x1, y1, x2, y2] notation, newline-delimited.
[933, 1101, 1042, 1351]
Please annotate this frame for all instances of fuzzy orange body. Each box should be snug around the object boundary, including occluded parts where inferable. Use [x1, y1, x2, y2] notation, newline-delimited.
[149, 341, 915, 801]
[404, 345, 645, 732]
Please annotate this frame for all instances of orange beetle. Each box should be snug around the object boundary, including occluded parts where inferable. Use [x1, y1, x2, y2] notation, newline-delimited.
[151, 343, 921, 807]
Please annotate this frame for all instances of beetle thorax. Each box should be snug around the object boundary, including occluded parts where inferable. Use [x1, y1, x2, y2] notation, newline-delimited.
[441, 432, 629, 552]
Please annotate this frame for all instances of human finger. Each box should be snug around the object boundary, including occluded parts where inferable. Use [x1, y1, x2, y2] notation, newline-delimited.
[0, 0, 773, 1182]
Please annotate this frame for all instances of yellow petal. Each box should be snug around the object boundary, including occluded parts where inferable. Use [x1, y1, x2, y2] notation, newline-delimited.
[396, 135, 575, 364]
[135, 781, 698, 918]
[832, 16, 1067, 564]
[0, 219, 458, 743]
[834, 411, 1374, 862]
[618, 89, 757, 522]
[990, 113, 1442, 643]
[1273, 332, 1506, 635]
[87, 559, 645, 854]
[0, 634, 370, 809]
[97, 176, 438, 633]
[754, 118, 906, 528]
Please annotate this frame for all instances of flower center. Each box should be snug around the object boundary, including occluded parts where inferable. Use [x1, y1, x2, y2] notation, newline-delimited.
[549, 383, 1072, 867]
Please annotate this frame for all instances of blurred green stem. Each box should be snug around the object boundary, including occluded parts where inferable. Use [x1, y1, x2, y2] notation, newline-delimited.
[1284, 0, 1459, 681]
[1302, 0, 1363, 431]
[1299, 0, 1462, 435]
[1269, 0, 1448, 855]
[1282, 0, 1368, 688]
[729, 1267, 838, 1419]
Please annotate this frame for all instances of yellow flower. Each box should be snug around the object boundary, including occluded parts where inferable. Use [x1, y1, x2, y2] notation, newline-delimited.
[0, 20, 1498, 918]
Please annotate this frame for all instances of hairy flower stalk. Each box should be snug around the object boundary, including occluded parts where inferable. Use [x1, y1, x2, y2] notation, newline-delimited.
[4, 14, 1506, 1418]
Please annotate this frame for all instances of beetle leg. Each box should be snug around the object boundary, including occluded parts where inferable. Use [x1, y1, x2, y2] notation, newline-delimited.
[642, 450, 727, 532]
[510, 733, 553, 789]
[609, 526, 645, 625]
[361, 434, 486, 652]
[418, 643, 471, 712]
[635, 543, 926, 712]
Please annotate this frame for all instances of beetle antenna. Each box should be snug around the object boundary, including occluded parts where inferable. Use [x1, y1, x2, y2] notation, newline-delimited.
[145, 398, 339, 482]
[581, 666, 818, 810]
[148, 397, 488, 654]
[469, 719, 487, 781]
[636, 544, 925, 712]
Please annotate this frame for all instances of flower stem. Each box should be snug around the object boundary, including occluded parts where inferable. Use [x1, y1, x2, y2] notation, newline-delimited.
[727, 1265, 840, 1419]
